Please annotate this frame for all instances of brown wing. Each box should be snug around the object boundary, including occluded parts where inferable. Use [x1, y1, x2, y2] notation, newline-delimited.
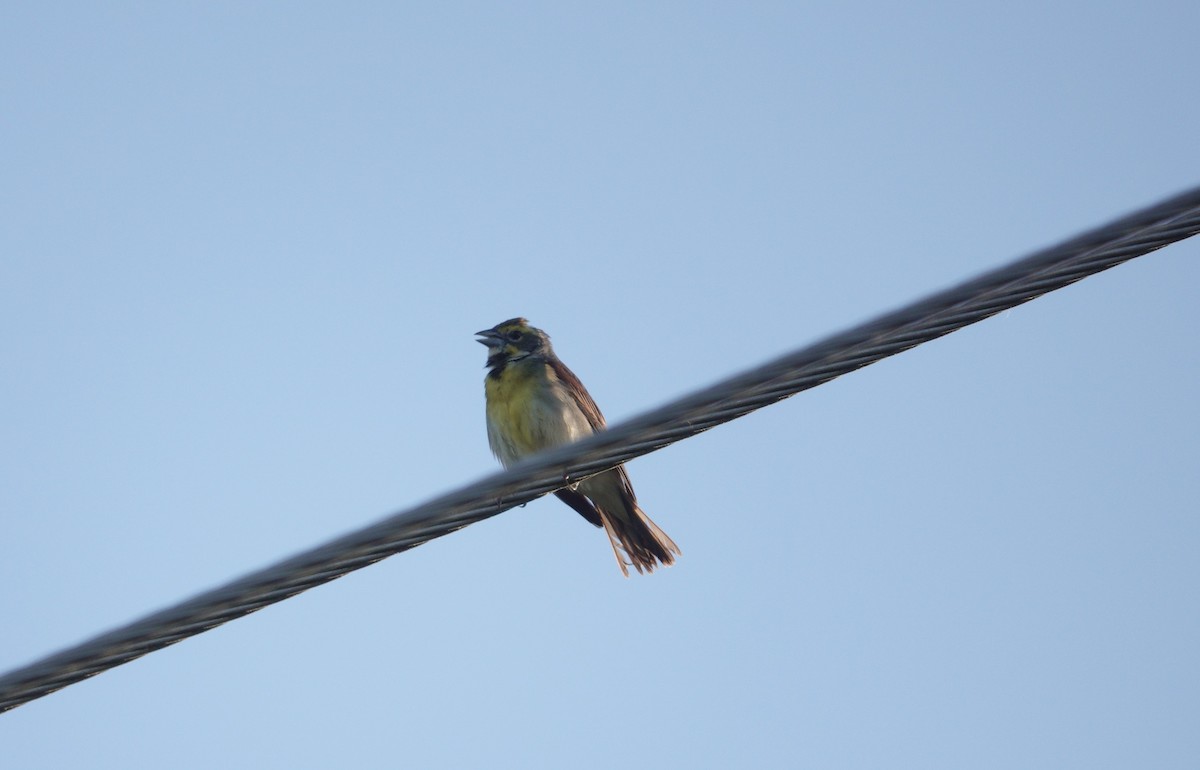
[548, 362, 654, 528]
[547, 356, 607, 431]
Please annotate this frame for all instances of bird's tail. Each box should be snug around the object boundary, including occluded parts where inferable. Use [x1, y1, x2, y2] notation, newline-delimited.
[599, 502, 680, 577]
[577, 467, 680, 576]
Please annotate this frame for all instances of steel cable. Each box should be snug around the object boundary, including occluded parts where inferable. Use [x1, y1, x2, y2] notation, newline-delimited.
[2, 187, 1199, 713]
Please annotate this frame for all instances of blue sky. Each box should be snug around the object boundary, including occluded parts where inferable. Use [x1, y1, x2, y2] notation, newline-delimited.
[2, 3, 1198, 768]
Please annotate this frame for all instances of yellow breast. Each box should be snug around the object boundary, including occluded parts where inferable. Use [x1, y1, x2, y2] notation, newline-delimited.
[485, 366, 541, 452]
[484, 361, 591, 466]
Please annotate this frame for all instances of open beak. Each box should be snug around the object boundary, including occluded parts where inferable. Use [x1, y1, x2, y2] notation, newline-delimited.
[475, 329, 504, 348]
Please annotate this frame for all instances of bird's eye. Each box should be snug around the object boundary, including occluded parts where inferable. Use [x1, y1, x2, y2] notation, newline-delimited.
[507, 330, 523, 341]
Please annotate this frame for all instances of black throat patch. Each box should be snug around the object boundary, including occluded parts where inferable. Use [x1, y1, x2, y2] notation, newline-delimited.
[486, 351, 507, 379]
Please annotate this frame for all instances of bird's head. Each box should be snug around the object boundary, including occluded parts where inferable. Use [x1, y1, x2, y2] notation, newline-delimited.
[476, 317, 553, 370]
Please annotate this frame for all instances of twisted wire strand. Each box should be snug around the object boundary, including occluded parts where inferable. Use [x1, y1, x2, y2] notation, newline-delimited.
[3, 187, 1199, 714]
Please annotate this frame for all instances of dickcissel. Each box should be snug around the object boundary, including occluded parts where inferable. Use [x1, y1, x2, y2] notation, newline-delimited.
[476, 318, 679, 576]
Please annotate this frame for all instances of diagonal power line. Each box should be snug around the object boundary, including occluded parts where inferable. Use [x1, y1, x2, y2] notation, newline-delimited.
[2, 187, 1199, 713]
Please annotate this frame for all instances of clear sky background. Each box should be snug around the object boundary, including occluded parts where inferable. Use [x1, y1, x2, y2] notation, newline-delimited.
[2, 3, 1198, 768]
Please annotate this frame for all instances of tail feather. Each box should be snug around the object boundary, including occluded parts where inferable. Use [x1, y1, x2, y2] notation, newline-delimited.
[599, 503, 680, 577]
[572, 467, 679, 576]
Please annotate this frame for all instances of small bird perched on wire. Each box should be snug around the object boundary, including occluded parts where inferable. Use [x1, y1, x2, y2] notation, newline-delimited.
[476, 318, 679, 576]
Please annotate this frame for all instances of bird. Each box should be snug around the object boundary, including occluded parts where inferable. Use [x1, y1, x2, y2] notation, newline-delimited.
[476, 318, 679, 576]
